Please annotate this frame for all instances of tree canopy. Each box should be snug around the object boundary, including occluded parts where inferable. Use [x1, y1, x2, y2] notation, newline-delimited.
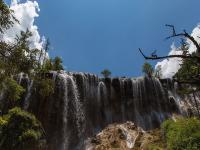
[0, 107, 46, 150]
[0, 0, 18, 33]
[161, 117, 200, 150]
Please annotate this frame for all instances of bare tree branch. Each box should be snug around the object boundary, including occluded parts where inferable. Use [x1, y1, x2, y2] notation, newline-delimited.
[139, 48, 200, 61]
[165, 24, 200, 53]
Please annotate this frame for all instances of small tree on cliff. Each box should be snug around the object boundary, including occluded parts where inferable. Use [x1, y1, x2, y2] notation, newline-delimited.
[53, 56, 64, 71]
[101, 69, 111, 78]
[142, 62, 154, 77]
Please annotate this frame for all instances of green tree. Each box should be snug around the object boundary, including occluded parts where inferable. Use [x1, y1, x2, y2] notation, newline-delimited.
[142, 62, 154, 77]
[161, 117, 200, 150]
[0, 78, 24, 101]
[0, 30, 39, 77]
[101, 69, 111, 78]
[0, 77, 25, 112]
[0, 0, 18, 33]
[37, 78, 54, 99]
[173, 51, 200, 116]
[52, 56, 63, 71]
[174, 52, 200, 84]
[0, 29, 39, 112]
[37, 56, 64, 73]
[37, 59, 53, 73]
[0, 107, 46, 150]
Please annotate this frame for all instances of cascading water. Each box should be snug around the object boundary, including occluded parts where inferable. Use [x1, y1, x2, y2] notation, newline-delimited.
[50, 73, 85, 150]
[1, 72, 181, 150]
[23, 80, 33, 110]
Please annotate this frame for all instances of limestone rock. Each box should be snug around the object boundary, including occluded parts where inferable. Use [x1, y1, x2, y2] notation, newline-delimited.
[86, 121, 163, 150]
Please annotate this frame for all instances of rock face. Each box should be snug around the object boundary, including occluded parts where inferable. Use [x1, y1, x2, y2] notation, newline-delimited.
[86, 121, 163, 150]
[1, 72, 180, 150]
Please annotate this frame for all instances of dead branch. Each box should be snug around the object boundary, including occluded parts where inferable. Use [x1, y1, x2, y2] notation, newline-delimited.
[139, 48, 200, 60]
[165, 24, 200, 53]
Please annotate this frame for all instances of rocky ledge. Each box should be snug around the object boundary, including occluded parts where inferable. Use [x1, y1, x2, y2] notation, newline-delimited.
[86, 121, 164, 150]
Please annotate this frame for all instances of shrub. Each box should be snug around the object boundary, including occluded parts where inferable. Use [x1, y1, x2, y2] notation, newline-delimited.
[37, 78, 54, 99]
[0, 107, 46, 150]
[3, 78, 25, 102]
[161, 117, 200, 150]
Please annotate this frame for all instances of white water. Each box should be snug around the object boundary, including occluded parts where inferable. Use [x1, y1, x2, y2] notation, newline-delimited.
[1, 72, 181, 150]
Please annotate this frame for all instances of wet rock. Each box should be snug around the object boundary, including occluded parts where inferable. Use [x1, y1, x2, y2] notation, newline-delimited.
[86, 121, 165, 150]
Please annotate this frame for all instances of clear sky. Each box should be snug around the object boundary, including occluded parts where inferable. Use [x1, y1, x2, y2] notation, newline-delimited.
[6, 0, 200, 77]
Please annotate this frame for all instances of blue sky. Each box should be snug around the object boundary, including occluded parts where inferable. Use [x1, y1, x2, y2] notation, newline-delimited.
[6, 0, 200, 77]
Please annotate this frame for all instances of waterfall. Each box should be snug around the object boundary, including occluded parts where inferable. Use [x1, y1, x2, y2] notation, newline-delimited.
[56, 73, 85, 150]
[23, 80, 33, 110]
[0, 72, 181, 150]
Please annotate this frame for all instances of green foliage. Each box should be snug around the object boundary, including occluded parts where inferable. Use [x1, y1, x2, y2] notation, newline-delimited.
[101, 69, 111, 78]
[0, 3, 62, 149]
[0, 107, 46, 150]
[35, 78, 54, 99]
[53, 56, 64, 71]
[142, 62, 154, 77]
[38, 56, 64, 73]
[0, 0, 18, 33]
[1, 77, 25, 102]
[0, 30, 39, 111]
[39, 79, 54, 98]
[173, 41, 200, 91]
[38, 59, 53, 73]
[0, 3, 38, 76]
[174, 53, 200, 83]
[161, 117, 200, 150]
[176, 86, 194, 95]
[5, 78, 25, 101]
[0, 30, 39, 76]
[174, 52, 200, 95]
